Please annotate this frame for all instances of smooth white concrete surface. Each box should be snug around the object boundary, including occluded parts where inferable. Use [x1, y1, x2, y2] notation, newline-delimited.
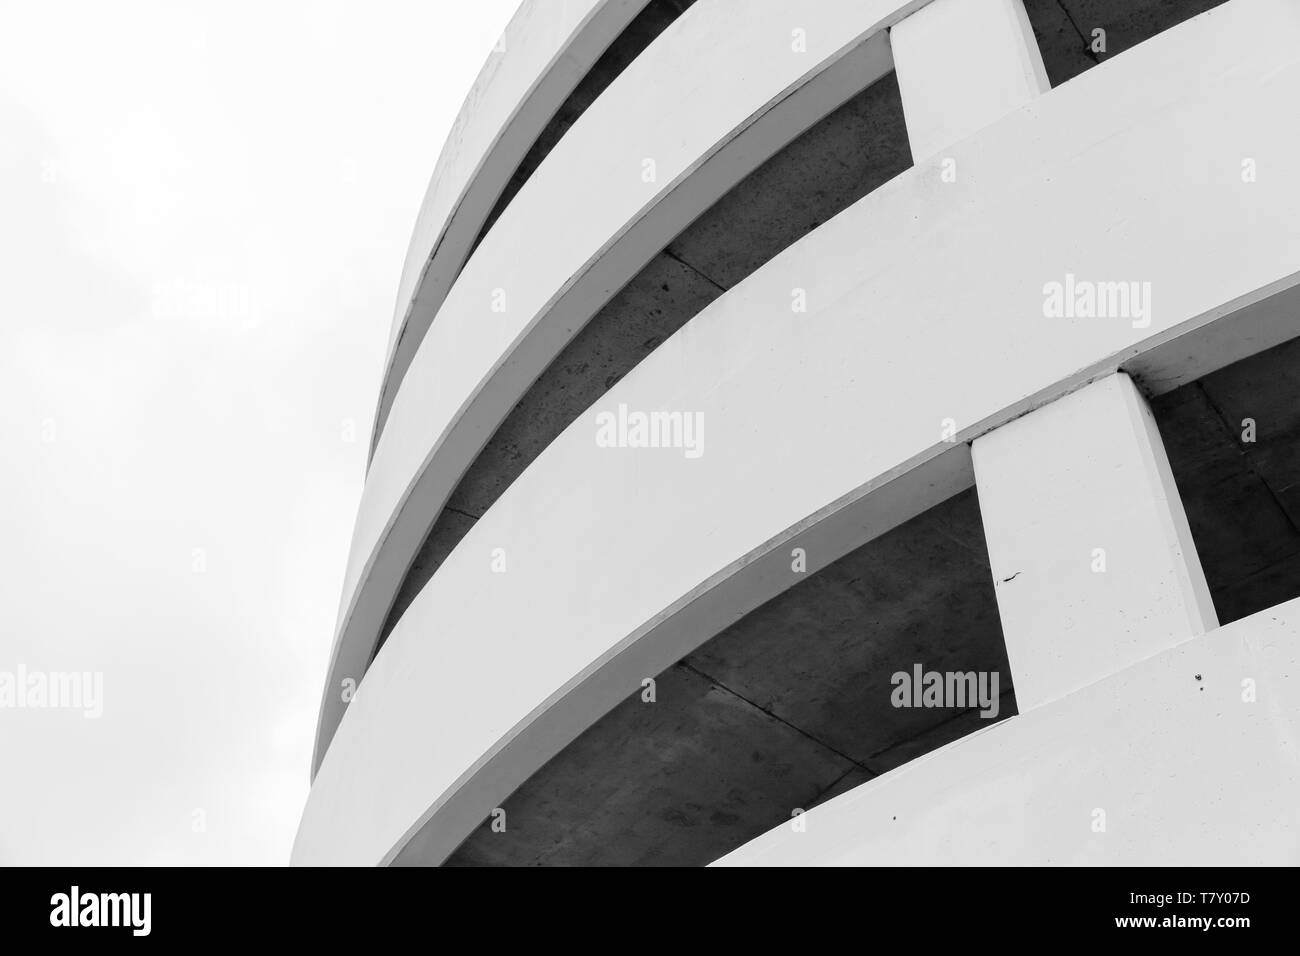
[375, 0, 648, 454]
[891, 0, 1048, 161]
[973, 373, 1217, 711]
[294, 0, 1300, 865]
[314, 0, 931, 775]
[715, 596, 1300, 866]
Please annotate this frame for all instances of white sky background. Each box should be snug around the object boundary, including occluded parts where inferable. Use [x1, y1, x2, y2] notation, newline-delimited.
[0, 0, 518, 865]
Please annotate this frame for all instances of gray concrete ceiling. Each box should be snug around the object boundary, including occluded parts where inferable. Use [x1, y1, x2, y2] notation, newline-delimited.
[1023, 0, 1230, 87]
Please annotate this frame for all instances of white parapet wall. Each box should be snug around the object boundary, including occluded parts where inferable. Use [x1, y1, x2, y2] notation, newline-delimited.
[295, 0, 1300, 865]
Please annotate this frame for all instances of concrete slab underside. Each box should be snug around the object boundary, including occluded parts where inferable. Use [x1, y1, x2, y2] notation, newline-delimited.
[442, 488, 1015, 867]
[1021, 0, 1231, 87]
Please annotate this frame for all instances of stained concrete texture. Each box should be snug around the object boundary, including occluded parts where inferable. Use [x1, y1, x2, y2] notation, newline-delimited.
[445, 489, 1015, 866]
[864, 690, 1017, 774]
[685, 489, 1006, 766]
[442, 663, 856, 867]
[1023, 0, 1231, 87]
[1152, 335, 1300, 625]
[808, 767, 874, 810]
[378, 71, 913, 651]
[664, 74, 910, 288]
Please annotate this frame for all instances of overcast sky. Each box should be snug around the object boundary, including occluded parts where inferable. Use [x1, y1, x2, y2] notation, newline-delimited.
[0, 0, 517, 865]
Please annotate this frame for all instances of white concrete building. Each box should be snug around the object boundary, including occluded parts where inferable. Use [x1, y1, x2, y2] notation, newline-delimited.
[294, 0, 1300, 866]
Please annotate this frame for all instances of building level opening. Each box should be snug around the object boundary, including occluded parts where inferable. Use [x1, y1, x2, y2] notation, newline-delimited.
[1151, 333, 1300, 625]
[434, 487, 1010, 867]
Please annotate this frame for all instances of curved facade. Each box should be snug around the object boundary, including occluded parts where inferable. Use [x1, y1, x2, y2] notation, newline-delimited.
[296, 0, 1300, 866]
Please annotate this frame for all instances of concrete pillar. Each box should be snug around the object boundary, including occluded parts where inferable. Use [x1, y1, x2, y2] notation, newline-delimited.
[972, 373, 1217, 711]
[891, 0, 1049, 161]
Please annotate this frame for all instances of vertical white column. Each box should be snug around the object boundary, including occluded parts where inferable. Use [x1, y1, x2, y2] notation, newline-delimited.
[891, 0, 1049, 161]
[973, 373, 1218, 711]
